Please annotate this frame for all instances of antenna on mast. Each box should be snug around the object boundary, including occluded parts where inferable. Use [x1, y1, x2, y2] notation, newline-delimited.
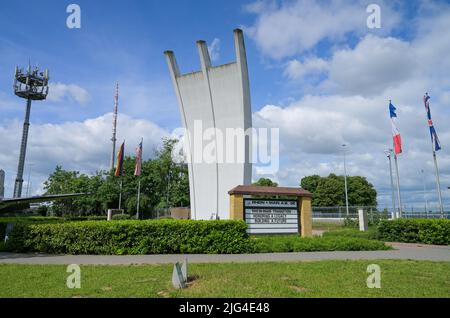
[110, 82, 119, 171]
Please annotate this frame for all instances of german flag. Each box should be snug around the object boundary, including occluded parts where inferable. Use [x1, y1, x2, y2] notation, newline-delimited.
[114, 141, 125, 177]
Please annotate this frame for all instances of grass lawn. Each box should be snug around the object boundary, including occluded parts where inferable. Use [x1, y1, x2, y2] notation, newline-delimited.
[0, 260, 449, 298]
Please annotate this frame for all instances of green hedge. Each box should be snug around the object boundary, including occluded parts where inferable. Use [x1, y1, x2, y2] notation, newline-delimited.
[5, 219, 251, 254]
[322, 228, 379, 240]
[250, 235, 389, 253]
[377, 218, 450, 245]
[0, 216, 107, 238]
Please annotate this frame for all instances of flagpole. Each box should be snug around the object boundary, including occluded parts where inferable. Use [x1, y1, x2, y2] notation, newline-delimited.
[424, 93, 444, 218]
[385, 149, 397, 219]
[136, 178, 141, 219]
[432, 149, 444, 218]
[118, 176, 123, 212]
[135, 137, 143, 220]
[394, 154, 402, 218]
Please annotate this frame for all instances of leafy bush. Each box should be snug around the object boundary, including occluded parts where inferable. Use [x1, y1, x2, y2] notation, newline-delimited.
[322, 228, 379, 240]
[62, 216, 106, 221]
[250, 235, 389, 253]
[377, 218, 450, 245]
[5, 219, 251, 255]
[111, 214, 131, 220]
[343, 217, 358, 228]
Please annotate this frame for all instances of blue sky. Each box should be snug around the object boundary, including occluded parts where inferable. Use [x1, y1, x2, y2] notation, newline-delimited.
[1, 0, 450, 210]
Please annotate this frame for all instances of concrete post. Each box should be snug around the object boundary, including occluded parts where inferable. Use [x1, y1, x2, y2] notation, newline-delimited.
[358, 208, 368, 231]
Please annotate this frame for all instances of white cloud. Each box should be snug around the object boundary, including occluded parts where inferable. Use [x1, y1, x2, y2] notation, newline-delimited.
[252, 91, 450, 207]
[283, 57, 328, 80]
[208, 38, 221, 62]
[47, 82, 91, 105]
[325, 35, 416, 96]
[0, 113, 169, 197]
[244, 0, 401, 59]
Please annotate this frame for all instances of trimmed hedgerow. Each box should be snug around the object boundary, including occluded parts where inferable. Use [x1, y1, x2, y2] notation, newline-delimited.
[0, 216, 107, 238]
[322, 228, 379, 240]
[377, 218, 450, 245]
[5, 219, 251, 255]
[249, 235, 390, 253]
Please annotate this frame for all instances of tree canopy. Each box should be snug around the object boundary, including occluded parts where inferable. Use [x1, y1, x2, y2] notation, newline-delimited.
[300, 174, 377, 207]
[43, 138, 189, 216]
[252, 177, 278, 187]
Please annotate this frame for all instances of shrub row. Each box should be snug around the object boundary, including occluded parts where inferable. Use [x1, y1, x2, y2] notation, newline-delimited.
[250, 235, 389, 253]
[5, 219, 251, 254]
[322, 228, 379, 240]
[377, 218, 450, 245]
[0, 216, 108, 238]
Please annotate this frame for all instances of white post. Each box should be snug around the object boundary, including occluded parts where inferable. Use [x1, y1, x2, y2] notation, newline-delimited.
[342, 144, 349, 216]
[358, 208, 368, 231]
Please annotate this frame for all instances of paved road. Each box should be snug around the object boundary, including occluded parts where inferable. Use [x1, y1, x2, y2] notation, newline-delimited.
[0, 243, 448, 265]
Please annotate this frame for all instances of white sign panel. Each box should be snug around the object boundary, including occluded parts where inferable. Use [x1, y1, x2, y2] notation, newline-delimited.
[244, 199, 299, 234]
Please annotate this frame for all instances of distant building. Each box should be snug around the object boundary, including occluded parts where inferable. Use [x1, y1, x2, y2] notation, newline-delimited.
[0, 169, 5, 199]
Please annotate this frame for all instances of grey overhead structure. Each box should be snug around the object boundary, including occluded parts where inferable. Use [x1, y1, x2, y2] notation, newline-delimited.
[165, 29, 252, 220]
[13, 65, 49, 198]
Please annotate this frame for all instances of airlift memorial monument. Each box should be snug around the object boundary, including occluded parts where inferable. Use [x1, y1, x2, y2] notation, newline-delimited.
[165, 29, 312, 236]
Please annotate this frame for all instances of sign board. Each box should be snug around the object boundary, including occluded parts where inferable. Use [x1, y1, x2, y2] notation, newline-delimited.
[244, 199, 299, 234]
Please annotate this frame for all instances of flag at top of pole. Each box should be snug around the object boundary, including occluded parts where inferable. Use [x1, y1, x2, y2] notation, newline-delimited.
[114, 141, 125, 177]
[389, 101, 402, 155]
[423, 93, 441, 152]
[134, 139, 143, 176]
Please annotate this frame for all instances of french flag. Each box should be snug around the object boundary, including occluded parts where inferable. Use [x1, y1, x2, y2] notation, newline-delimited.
[389, 101, 402, 155]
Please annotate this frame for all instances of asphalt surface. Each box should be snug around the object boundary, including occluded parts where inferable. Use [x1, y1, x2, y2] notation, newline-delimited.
[0, 243, 449, 265]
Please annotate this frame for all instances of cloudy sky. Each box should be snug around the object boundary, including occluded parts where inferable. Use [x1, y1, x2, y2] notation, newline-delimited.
[0, 0, 449, 210]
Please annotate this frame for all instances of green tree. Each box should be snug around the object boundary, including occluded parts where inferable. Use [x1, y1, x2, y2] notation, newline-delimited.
[252, 177, 278, 187]
[300, 175, 321, 193]
[42, 138, 190, 217]
[300, 174, 377, 207]
[43, 166, 104, 216]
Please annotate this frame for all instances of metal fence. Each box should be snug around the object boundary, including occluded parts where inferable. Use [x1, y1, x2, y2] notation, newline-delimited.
[312, 206, 450, 219]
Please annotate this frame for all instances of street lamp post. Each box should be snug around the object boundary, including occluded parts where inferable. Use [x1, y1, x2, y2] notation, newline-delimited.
[342, 144, 349, 216]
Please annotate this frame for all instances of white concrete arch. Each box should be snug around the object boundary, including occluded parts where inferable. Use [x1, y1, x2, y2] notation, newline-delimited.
[165, 29, 252, 220]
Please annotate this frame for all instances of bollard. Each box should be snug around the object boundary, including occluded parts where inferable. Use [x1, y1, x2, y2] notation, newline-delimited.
[358, 208, 368, 231]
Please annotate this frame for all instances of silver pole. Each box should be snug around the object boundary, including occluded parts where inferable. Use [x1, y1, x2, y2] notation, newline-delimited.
[342, 144, 349, 216]
[386, 150, 396, 219]
[432, 151, 444, 218]
[394, 154, 403, 218]
[136, 179, 141, 219]
[421, 169, 429, 216]
[118, 178, 123, 212]
[13, 98, 32, 198]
